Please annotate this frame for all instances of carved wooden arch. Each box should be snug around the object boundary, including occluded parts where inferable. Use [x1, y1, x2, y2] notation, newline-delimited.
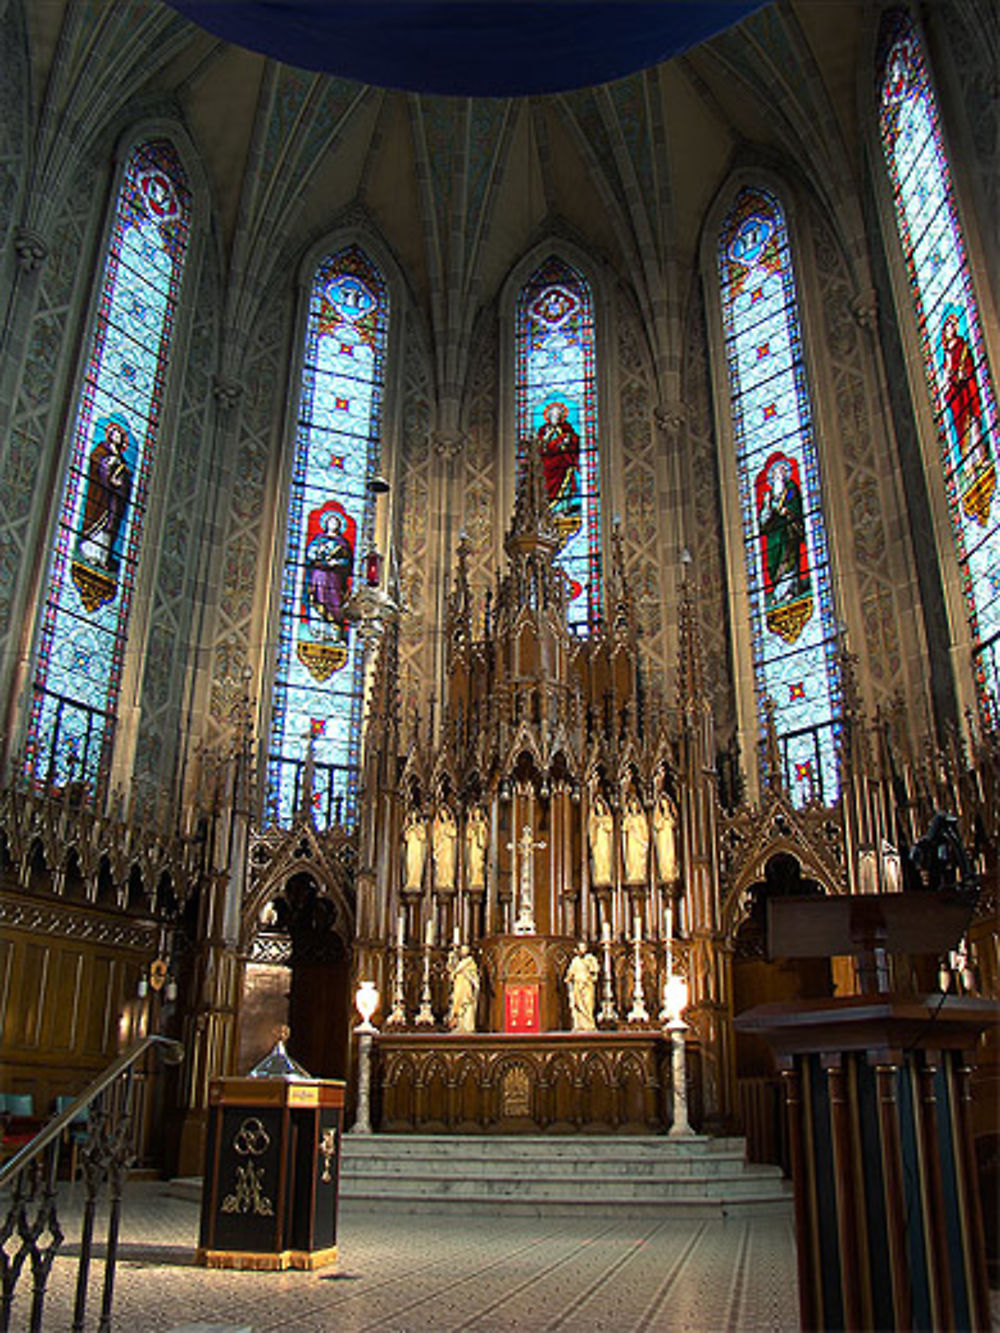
[243, 848, 355, 952]
[721, 833, 842, 941]
[619, 1049, 650, 1080]
[486, 1052, 536, 1091]
[382, 1050, 417, 1088]
[581, 1047, 614, 1084]
[454, 1050, 486, 1085]
[417, 1052, 450, 1090]
[545, 1051, 577, 1085]
[502, 726, 545, 781]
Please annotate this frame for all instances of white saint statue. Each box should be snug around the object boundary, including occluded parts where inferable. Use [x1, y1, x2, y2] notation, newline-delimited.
[464, 805, 488, 890]
[588, 795, 614, 887]
[402, 809, 427, 891]
[622, 796, 650, 885]
[565, 941, 600, 1031]
[432, 803, 458, 889]
[447, 944, 480, 1032]
[652, 792, 678, 883]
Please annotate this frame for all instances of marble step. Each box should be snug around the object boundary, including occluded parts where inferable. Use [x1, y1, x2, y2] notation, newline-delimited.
[339, 1193, 791, 1218]
[341, 1133, 748, 1157]
[336, 1133, 791, 1217]
[340, 1150, 775, 1179]
[341, 1169, 783, 1200]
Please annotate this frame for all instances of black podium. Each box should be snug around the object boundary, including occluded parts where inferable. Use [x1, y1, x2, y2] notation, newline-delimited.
[196, 1076, 345, 1270]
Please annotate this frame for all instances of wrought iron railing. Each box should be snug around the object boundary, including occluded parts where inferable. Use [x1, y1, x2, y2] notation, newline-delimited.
[0, 1034, 183, 1333]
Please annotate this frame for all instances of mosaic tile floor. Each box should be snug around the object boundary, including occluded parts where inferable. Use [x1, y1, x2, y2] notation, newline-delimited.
[22, 1182, 801, 1331]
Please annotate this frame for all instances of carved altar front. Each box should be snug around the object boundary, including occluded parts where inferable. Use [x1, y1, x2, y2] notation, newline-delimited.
[374, 1032, 695, 1134]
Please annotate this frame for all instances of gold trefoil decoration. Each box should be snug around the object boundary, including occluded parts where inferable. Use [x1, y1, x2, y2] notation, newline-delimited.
[232, 1116, 270, 1157]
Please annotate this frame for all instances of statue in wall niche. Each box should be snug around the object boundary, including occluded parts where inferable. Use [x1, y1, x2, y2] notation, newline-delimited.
[464, 806, 487, 890]
[447, 944, 480, 1033]
[565, 941, 600, 1031]
[622, 796, 649, 885]
[432, 804, 458, 889]
[402, 809, 427, 891]
[653, 792, 678, 884]
[588, 795, 614, 887]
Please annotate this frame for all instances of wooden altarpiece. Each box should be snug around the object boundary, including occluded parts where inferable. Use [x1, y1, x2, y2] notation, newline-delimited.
[350, 446, 717, 1133]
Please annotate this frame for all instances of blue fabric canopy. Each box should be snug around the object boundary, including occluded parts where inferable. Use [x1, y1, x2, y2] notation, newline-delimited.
[163, 2, 766, 96]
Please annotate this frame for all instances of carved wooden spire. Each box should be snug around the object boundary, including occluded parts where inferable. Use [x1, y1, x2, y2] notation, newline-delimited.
[675, 549, 707, 715]
[446, 531, 473, 655]
[606, 518, 637, 644]
[505, 440, 560, 555]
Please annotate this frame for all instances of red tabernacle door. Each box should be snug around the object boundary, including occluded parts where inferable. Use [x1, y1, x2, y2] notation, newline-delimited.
[504, 984, 540, 1033]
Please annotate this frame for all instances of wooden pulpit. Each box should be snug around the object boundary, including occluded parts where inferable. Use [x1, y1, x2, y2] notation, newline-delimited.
[737, 891, 994, 1332]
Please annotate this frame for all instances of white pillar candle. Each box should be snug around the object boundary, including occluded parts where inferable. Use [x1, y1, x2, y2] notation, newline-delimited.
[397, 913, 405, 949]
[425, 915, 435, 947]
[634, 914, 642, 941]
[601, 919, 611, 943]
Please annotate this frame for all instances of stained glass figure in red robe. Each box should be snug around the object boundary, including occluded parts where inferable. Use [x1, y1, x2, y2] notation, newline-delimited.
[941, 311, 989, 470]
[304, 503, 354, 641]
[536, 400, 581, 541]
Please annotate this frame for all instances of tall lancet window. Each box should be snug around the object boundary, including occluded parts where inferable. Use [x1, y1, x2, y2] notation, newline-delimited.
[719, 187, 841, 805]
[26, 141, 192, 793]
[266, 245, 389, 829]
[515, 257, 600, 634]
[878, 10, 1000, 729]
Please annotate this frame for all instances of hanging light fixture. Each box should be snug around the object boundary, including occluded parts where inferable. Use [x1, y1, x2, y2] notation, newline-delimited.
[344, 472, 401, 649]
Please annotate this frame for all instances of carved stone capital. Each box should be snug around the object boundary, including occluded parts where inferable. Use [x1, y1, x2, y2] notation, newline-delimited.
[654, 402, 687, 442]
[212, 376, 243, 410]
[14, 227, 48, 272]
[851, 288, 878, 331]
[432, 429, 466, 460]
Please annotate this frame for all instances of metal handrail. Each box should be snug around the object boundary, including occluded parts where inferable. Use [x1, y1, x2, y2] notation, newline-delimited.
[0, 1035, 183, 1190]
[1, 1033, 184, 1332]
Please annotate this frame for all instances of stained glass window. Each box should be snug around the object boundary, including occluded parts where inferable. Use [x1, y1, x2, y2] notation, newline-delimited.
[719, 188, 841, 805]
[265, 245, 388, 829]
[878, 10, 1000, 730]
[515, 257, 601, 633]
[25, 141, 192, 793]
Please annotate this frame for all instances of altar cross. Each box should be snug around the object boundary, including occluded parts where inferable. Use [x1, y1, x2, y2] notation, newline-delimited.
[508, 824, 546, 935]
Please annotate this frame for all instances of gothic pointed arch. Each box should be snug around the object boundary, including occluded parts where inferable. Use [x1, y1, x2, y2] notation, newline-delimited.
[24, 135, 195, 795]
[709, 179, 843, 806]
[504, 244, 604, 635]
[265, 237, 394, 829]
[875, 6, 1000, 730]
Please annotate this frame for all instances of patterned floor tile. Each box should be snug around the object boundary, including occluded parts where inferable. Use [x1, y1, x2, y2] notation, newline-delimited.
[13, 1182, 801, 1332]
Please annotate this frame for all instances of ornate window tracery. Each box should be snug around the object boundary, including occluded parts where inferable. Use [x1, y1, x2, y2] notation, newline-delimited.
[265, 245, 389, 828]
[878, 9, 999, 729]
[515, 256, 601, 634]
[25, 140, 192, 793]
[718, 187, 841, 805]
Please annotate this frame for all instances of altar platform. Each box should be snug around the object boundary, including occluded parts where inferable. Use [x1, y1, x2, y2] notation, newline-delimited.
[372, 1031, 698, 1134]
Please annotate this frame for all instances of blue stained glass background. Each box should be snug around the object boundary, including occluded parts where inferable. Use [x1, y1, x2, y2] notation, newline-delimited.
[879, 14, 999, 727]
[720, 189, 841, 805]
[265, 246, 387, 828]
[515, 259, 601, 633]
[27, 142, 191, 792]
